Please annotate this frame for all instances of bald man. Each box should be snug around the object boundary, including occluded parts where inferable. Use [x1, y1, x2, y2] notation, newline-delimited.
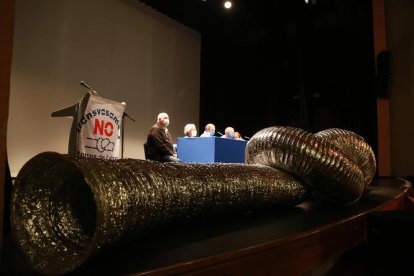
[221, 127, 235, 139]
[200, 123, 216, 137]
[146, 112, 181, 162]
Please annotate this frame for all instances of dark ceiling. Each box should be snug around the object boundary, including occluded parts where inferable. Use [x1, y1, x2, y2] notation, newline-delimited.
[139, 0, 347, 38]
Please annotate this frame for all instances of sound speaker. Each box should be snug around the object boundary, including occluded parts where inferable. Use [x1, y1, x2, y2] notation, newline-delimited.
[376, 50, 392, 99]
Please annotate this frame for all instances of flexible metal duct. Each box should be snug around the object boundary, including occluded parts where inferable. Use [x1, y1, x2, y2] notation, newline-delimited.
[11, 126, 376, 274]
[11, 152, 307, 275]
[314, 128, 376, 186]
[245, 126, 376, 204]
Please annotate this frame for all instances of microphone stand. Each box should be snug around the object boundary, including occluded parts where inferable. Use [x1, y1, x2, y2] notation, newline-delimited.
[121, 111, 135, 159]
[123, 112, 135, 122]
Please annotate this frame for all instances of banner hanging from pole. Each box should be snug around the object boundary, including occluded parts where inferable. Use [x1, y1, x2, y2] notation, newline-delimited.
[76, 94, 125, 160]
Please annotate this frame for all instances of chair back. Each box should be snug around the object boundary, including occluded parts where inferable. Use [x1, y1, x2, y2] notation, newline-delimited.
[143, 142, 149, 160]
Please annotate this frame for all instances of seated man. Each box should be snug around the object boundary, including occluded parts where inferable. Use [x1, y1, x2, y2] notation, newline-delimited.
[221, 127, 235, 139]
[146, 112, 181, 162]
[200, 123, 216, 137]
[183, 123, 198, 138]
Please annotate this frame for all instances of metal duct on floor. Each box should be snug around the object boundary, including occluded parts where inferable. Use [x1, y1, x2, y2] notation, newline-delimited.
[245, 126, 376, 204]
[11, 152, 306, 275]
[10, 126, 376, 274]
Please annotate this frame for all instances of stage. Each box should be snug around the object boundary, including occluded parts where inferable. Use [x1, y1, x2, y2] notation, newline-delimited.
[2, 177, 411, 275]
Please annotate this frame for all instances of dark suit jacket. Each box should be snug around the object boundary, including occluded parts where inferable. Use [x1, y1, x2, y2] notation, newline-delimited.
[146, 123, 175, 157]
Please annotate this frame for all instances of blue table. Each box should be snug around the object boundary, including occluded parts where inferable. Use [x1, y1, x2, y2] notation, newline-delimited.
[177, 137, 247, 163]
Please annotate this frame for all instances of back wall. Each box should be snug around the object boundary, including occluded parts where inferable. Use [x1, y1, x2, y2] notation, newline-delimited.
[7, 0, 200, 176]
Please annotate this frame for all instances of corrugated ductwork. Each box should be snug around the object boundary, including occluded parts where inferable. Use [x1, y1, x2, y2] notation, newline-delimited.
[11, 152, 306, 275]
[245, 126, 376, 204]
[10, 126, 375, 274]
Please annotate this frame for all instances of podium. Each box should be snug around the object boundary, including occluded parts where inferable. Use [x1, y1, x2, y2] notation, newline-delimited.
[52, 92, 125, 159]
[177, 137, 247, 163]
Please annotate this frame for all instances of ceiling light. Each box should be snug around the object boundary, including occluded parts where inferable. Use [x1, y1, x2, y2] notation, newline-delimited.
[224, 1, 232, 9]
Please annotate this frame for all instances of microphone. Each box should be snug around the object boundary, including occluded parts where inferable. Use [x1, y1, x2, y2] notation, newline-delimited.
[244, 136, 251, 140]
[80, 81, 97, 95]
[217, 132, 224, 136]
[123, 112, 135, 122]
[120, 102, 135, 122]
[80, 81, 92, 90]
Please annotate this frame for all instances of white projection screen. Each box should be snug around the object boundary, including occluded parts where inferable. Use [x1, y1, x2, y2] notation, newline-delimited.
[8, 0, 200, 176]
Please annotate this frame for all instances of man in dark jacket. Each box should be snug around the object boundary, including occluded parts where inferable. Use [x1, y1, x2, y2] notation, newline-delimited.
[146, 112, 181, 162]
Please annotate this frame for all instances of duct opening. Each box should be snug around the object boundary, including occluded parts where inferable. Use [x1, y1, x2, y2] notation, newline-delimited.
[11, 153, 97, 275]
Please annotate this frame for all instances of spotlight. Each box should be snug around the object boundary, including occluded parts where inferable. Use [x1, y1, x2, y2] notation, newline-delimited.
[224, 1, 232, 9]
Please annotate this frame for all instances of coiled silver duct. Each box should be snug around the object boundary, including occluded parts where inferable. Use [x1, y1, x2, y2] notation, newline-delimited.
[11, 152, 307, 275]
[245, 126, 376, 204]
[314, 128, 376, 186]
[10, 126, 376, 275]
